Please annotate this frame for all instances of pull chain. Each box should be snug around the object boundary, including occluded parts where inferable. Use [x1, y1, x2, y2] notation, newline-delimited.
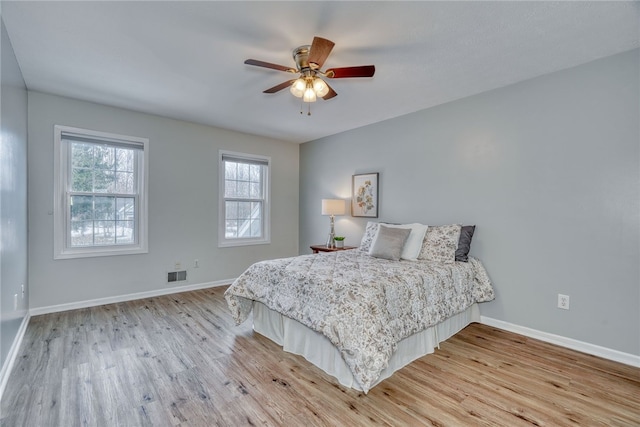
[299, 100, 312, 116]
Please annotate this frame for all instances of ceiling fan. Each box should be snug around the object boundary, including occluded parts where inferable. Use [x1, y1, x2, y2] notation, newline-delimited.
[244, 36, 375, 108]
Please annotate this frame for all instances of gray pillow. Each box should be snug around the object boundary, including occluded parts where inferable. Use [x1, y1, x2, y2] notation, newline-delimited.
[455, 225, 476, 262]
[368, 225, 411, 261]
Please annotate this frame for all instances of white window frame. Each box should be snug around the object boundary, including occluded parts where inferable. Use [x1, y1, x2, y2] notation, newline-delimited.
[53, 125, 149, 259]
[218, 150, 271, 247]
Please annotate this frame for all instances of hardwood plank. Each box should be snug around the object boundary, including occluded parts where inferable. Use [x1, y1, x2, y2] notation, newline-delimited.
[59, 362, 94, 427]
[136, 400, 176, 427]
[1, 286, 638, 426]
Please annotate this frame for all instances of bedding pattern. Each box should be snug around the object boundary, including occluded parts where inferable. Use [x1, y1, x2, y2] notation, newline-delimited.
[225, 250, 494, 393]
[418, 224, 462, 263]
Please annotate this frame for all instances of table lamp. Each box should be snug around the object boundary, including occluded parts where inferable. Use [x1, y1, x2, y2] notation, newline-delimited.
[321, 199, 346, 248]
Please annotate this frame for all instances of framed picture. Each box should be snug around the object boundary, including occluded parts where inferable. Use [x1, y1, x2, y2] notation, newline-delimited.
[352, 173, 379, 217]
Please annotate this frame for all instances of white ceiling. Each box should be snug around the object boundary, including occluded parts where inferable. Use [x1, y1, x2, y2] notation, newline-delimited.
[2, 1, 639, 143]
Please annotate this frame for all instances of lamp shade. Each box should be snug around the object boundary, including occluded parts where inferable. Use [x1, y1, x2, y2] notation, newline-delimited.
[321, 199, 346, 216]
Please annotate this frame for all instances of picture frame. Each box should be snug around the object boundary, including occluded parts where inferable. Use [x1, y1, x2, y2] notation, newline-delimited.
[352, 173, 379, 217]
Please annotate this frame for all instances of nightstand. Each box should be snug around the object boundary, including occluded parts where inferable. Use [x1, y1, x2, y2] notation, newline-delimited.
[310, 245, 357, 254]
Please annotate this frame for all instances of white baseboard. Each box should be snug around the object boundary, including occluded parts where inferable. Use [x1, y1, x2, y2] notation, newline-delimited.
[29, 279, 234, 316]
[0, 312, 31, 402]
[480, 316, 640, 368]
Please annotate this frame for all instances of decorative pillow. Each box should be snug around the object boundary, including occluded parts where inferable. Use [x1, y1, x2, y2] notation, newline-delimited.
[368, 225, 411, 261]
[384, 223, 428, 261]
[359, 221, 381, 252]
[418, 224, 462, 264]
[455, 225, 476, 262]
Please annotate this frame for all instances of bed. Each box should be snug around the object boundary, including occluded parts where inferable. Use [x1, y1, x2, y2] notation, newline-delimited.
[225, 223, 495, 393]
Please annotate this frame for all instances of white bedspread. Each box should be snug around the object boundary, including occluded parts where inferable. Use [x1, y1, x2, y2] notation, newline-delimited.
[225, 250, 494, 393]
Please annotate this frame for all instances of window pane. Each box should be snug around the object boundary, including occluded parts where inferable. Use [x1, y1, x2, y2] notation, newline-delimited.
[71, 168, 93, 192]
[238, 202, 251, 220]
[70, 221, 94, 247]
[238, 219, 251, 237]
[116, 197, 135, 221]
[225, 220, 238, 238]
[70, 195, 93, 221]
[94, 145, 115, 169]
[250, 164, 261, 182]
[238, 163, 249, 180]
[115, 148, 135, 172]
[237, 181, 250, 198]
[115, 220, 135, 244]
[93, 170, 115, 193]
[251, 202, 262, 220]
[224, 179, 237, 198]
[115, 171, 134, 194]
[250, 182, 261, 198]
[71, 143, 94, 168]
[225, 162, 237, 180]
[94, 197, 115, 220]
[225, 201, 238, 220]
[94, 220, 115, 245]
[236, 201, 252, 237]
[250, 219, 261, 237]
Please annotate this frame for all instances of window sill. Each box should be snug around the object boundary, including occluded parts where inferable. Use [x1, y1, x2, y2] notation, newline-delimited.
[218, 238, 270, 248]
[54, 245, 148, 260]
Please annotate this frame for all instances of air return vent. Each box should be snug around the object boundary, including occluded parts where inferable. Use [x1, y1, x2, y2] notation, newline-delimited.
[168, 270, 187, 283]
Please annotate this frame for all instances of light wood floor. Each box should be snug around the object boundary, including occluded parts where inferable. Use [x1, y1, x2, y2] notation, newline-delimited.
[1, 286, 638, 426]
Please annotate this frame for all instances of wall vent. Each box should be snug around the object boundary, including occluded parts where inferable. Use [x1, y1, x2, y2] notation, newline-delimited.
[168, 270, 187, 283]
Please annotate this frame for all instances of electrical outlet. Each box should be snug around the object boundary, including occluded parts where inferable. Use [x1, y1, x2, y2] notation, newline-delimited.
[174, 261, 181, 270]
[558, 294, 570, 310]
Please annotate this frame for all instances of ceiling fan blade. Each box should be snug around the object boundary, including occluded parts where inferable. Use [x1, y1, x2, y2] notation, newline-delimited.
[308, 37, 335, 69]
[244, 59, 297, 73]
[263, 79, 297, 94]
[322, 83, 337, 100]
[325, 65, 375, 79]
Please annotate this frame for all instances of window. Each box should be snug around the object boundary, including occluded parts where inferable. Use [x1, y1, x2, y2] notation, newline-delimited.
[54, 125, 148, 259]
[219, 150, 270, 247]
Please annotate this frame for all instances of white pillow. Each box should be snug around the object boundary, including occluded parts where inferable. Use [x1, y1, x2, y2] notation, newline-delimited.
[384, 223, 428, 261]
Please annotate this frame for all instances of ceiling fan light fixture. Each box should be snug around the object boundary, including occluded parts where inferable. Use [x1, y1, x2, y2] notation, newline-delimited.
[290, 78, 306, 97]
[313, 77, 329, 98]
[291, 77, 324, 102]
[303, 84, 317, 103]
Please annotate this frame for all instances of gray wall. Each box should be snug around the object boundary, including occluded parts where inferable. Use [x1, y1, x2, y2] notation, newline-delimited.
[28, 92, 299, 309]
[0, 16, 29, 367]
[300, 49, 639, 356]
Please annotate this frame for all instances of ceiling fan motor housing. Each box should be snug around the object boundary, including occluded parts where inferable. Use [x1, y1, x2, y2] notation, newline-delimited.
[293, 45, 315, 74]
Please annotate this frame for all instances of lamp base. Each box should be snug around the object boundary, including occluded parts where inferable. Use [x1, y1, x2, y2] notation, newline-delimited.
[326, 232, 335, 248]
[326, 214, 336, 248]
